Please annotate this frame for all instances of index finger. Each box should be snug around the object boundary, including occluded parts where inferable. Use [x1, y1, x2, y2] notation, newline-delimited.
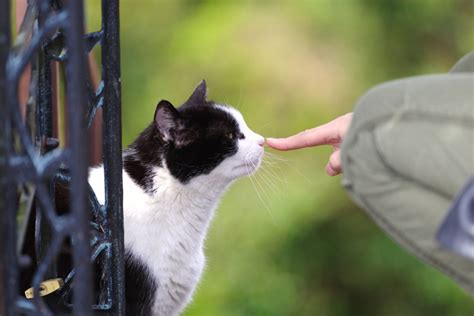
[266, 113, 352, 151]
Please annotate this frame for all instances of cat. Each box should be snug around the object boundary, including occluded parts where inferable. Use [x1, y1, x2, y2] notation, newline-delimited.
[88, 80, 265, 315]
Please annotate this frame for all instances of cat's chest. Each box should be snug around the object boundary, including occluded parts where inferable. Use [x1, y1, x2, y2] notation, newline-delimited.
[124, 204, 209, 315]
[123, 198, 210, 267]
[125, 219, 205, 289]
[124, 209, 207, 270]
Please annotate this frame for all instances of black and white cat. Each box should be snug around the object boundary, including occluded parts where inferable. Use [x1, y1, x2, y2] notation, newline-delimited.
[89, 81, 264, 315]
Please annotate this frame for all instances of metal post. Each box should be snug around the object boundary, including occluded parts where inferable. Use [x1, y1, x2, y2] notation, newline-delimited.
[35, 7, 56, 281]
[102, 0, 125, 313]
[1, 0, 125, 313]
[0, 1, 17, 314]
[64, 1, 92, 314]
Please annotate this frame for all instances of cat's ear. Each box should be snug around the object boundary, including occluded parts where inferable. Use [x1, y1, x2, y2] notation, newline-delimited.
[154, 100, 181, 141]
[186, 80, 207, 104]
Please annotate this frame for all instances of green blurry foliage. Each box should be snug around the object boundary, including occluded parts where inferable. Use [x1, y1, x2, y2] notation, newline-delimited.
[85, 1, 474, 315]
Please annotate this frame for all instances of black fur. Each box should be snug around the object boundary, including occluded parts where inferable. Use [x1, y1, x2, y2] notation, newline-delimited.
[125, 251, 158, 315]
[124, 80, 244, 190]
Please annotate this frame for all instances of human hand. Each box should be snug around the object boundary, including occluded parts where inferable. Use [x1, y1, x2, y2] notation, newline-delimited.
[266, 113, 353, 176]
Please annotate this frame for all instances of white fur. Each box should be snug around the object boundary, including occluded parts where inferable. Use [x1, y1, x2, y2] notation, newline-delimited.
[88, 105, 264, 316]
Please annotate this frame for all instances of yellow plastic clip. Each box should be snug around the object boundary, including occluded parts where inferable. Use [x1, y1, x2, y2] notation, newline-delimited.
[25, 278, 64, 299]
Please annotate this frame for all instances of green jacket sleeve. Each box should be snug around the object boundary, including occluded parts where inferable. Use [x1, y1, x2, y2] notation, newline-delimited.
[341, 52, 474, 295]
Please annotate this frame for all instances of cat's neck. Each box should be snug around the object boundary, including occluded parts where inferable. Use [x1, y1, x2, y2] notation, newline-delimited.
[150, 165, 230, 206]
[121, 147, 232, 224]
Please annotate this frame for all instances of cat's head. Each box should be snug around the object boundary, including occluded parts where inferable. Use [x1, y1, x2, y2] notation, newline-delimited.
[128, 80, 264, 190]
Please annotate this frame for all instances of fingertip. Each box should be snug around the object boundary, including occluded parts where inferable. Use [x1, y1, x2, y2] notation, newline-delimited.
[265, 138, 286, 150]
[265, 138, 274, 147]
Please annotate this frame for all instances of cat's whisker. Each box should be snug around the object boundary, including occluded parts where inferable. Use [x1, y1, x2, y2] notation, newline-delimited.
[245, 162, 265, 205]
[247, 162, 277, 226]
[264, 151, 292, 162]
[264, 152, 312, 184]
[249, 160, 285, 209]
[262, 159, 286, 179]
[260, 164, 287, 190]
[261, 154, 290, 171]
[261, 160, 287, 178]
[260, 154, 289, 188]
[245, 161, 276, 225]
[252, 161, 282, 196]
[260, 158, 281, 167]
[256, 160, 289, 195]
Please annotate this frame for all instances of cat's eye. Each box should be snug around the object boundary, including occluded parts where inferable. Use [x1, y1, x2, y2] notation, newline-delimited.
[227, 132, 244, 140]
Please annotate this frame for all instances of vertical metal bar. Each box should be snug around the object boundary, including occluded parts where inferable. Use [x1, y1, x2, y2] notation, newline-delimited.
[1, 0, 18, 315]
[102, 0, 125, 313]
[35, 23, 56, 281]
[51, 61, 59, 138]
[37, 51, 53, 138]
[16, 0, 29, 120]
[64, 1, 92, 314]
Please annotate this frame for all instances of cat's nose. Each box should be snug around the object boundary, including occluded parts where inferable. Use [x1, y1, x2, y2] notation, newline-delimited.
[257, 138, 265, 147]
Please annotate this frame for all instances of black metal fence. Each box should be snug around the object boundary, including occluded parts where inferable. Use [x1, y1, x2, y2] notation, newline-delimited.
[0, 0, 125, 314]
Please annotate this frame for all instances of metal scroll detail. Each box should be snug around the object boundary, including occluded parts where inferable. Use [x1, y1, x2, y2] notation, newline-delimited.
[0, 0, 124, 314]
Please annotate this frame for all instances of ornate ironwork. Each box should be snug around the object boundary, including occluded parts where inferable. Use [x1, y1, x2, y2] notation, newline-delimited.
[0, 0, 125, 314]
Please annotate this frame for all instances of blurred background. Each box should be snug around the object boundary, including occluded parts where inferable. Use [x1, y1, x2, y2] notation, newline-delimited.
[86, 1, 473, 315]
